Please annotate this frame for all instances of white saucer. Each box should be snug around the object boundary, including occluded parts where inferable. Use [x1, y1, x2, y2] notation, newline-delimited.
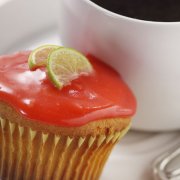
[0, 1, 180, 179]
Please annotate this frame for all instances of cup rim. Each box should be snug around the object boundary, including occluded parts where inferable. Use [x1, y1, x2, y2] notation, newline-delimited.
[84, 0, 180, 25]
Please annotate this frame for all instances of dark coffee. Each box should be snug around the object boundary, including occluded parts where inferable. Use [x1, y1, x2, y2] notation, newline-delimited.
[90, 0, 180, 22]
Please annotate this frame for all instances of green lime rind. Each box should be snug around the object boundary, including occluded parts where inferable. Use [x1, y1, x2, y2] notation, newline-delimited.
[47, 47, 93, 89]
[47, 65, 63, 89]
[28, 44, 60, 70]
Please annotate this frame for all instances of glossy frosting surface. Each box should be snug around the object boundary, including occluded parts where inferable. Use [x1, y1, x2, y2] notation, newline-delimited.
[0, 52, 136, 126]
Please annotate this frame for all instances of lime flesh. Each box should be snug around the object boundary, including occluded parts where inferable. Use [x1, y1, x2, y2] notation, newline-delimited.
[28, 45, 60, 69]
[47, 48, 93, 89]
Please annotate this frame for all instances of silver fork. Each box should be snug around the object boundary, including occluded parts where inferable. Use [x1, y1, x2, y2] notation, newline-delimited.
[153, 144, 180, 180]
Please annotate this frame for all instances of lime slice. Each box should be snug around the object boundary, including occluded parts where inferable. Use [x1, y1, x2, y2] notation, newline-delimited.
[47, 47, 93, 89]
[28, 45, 60, 69]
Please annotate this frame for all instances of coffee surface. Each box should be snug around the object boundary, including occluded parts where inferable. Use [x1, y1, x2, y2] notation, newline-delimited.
[91, 0, 180, 22]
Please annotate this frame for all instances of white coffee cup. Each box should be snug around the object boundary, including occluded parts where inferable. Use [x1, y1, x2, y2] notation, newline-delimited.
[59, 0, 180, 131]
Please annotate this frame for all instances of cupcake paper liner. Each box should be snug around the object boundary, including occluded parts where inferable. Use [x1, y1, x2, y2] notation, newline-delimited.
[0, 117, 130, 180]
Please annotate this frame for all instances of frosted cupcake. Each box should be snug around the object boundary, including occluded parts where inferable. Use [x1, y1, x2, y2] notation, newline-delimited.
[0, 46, 136, 180]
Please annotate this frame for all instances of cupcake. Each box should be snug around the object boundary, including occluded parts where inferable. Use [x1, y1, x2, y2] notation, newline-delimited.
[0, 46, 136, 180]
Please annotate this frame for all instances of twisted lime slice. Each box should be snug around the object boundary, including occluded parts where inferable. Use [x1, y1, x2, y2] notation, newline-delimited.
[28, 44, 60, 69]
[47, 48, 93, 89]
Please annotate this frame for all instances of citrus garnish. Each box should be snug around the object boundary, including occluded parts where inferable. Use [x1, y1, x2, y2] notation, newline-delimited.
[28, 44, 60, 69]
[47, 47, 93, 89]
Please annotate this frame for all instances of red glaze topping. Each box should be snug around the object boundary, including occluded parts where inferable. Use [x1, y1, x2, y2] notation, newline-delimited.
[0, 52, 136, 127]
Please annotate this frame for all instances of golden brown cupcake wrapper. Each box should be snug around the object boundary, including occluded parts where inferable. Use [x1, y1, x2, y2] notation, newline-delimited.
[0, 117, 130, 180]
